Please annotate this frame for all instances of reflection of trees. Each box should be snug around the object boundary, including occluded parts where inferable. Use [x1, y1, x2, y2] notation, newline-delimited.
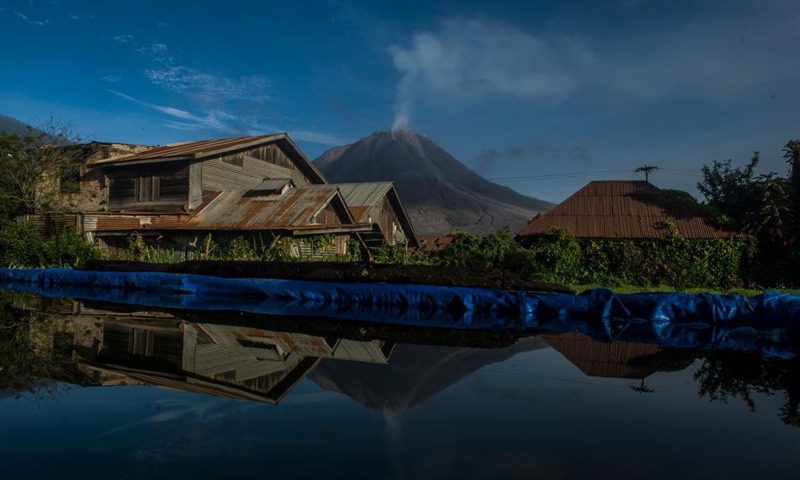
[0, 297, 65, 400]
[694, 351, 800, 427]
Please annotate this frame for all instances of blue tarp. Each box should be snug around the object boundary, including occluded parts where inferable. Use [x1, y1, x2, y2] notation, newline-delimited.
[2, 268, 800, 357]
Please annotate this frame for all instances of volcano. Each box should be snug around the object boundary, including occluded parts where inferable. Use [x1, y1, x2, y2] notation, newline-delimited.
[315, 130, 552, 235]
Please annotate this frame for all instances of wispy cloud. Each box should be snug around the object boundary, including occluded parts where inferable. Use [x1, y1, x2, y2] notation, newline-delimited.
[13, 9, 49, 26]
[109, 90, 231, 131]
[387, 2, 800, 129]
[475, 141, 592, 171]
[388, 18, 576, 130]
[99, 74, 123, 83]
[108, 39, 345, 144]
[68, 13, 93, 20]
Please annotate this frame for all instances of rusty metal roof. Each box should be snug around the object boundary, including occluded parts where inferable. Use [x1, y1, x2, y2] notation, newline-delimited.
[84, 186, 357, 232]
[183, 185, 351, 230]
[90, 134, 284, 165]
[332, 182, 420, 247]
[539, 332, 686, 379]
[334, 182, 394, 219]
[251, 178, 294, 193]
[518, 180, 738, 239]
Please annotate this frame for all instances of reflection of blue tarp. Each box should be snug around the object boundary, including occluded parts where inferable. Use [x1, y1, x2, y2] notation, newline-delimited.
[2, 268, 800, 357]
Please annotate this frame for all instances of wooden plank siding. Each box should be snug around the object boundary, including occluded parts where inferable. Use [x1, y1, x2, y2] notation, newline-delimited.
[107, 162, 190, 212]
[368, 197, 406, 245]
[200, 144, 312, 192]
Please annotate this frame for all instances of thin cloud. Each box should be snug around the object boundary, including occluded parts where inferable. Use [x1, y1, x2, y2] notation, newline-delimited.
[100, 74, 123, 83]
[570, 146, 593, 165]
[289, 129, 350, 146]
[110, 40, 344, 145]
[388, 18, 576, 129]
[108, 89, 226, 130]
[14, 11, 28, 20]
[387, 2, 800, 128]
[475, 142, 550, 171]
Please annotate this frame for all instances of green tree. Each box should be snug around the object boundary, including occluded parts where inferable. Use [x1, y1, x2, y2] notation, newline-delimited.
[697, 153, 761, 230]
[0, 120, 83, 219]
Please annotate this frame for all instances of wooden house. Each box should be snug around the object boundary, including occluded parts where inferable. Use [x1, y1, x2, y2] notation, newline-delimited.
[24, 134, 420, 258]
[21, 300, 396, 404]
[517, 180, 737, 242]
[334, 182, 418, 249]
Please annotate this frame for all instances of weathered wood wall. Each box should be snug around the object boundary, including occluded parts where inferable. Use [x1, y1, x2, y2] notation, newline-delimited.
[369, 197, 406, 245]
[201, 143, 312, 192]
[107, 163, 190, 212]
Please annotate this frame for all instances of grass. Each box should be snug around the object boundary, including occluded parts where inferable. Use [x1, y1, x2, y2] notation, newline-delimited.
[569, 283, 800, 296]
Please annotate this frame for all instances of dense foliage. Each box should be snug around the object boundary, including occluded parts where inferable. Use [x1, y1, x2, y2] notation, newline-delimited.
[396, 227, 751, 289]
[0, 222, 100, 268]
[0, 122, 83, 218]
[697, 140, 800, 286]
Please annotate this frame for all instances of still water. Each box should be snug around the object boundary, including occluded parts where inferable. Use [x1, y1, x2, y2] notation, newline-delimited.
[1, 293, 799, 479]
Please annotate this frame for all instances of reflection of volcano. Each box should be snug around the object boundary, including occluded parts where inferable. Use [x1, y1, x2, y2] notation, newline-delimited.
[309, 337, 547, 412]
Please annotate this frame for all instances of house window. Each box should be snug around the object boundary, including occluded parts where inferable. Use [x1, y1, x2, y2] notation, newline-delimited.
[134, 172, 160, 202]
[58, 167, 81, 194]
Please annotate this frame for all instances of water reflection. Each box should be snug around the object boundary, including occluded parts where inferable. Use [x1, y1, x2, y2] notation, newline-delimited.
[1, 292, 799, 428]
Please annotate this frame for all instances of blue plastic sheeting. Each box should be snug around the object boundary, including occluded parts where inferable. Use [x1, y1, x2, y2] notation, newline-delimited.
[2, 268, 800, 358]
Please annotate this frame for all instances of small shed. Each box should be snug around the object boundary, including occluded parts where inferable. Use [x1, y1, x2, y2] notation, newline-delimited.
[334, 182, 420, 249]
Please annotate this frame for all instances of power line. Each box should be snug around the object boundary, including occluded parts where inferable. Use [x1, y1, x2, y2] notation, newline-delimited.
[488, 167, 703, 184]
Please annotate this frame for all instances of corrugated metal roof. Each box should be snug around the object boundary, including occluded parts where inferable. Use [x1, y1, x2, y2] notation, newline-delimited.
[90, 134, 284, 165]
[84, 186, 353, 232]
[539, 332, 684, 379]
[518, 180, 739, 239]
[251, 178, 293, 193]
[183, 185, 343, 230]
[334, 182, 394, 220]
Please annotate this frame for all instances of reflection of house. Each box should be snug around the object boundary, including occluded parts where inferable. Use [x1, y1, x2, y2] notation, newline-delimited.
[518, 180, 737, 241]
[23, 300, 396, 404]
[23, 134, 419, 258]
[539, 331, 686, 380]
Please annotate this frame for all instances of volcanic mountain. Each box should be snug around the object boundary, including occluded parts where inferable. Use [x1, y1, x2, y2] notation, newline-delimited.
[315, 130, 553, 235]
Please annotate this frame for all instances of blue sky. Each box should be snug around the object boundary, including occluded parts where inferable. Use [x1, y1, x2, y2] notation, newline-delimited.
[2, 0, 799, 202]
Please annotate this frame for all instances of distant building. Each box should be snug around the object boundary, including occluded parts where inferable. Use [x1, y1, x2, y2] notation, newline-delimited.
[517, 180, 738, 242]
[23, 134, 419, 259]
[538, 331, 688, 380]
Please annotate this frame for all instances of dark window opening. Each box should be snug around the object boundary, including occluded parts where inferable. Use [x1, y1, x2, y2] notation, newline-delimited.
[134, 172, 161, 202]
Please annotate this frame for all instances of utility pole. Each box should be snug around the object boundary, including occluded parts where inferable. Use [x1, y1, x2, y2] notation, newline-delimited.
[635, 164, 659, 182]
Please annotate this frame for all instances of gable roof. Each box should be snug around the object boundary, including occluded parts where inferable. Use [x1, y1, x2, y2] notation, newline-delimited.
[539, 332, 686, 379]
[183, 185, 355, 230]
[333, 182, 420, 247]
[518, 180, 737, 240]
[89, 133, 328, 184]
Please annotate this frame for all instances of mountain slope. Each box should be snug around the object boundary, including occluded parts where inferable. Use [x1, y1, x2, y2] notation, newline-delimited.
[310, 338, 547, 412]
[0, 114, 37, 135]
[314, 130, 553, 235]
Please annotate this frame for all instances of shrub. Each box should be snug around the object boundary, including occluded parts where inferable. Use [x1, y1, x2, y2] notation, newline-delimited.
[0, 222, 101, 268]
